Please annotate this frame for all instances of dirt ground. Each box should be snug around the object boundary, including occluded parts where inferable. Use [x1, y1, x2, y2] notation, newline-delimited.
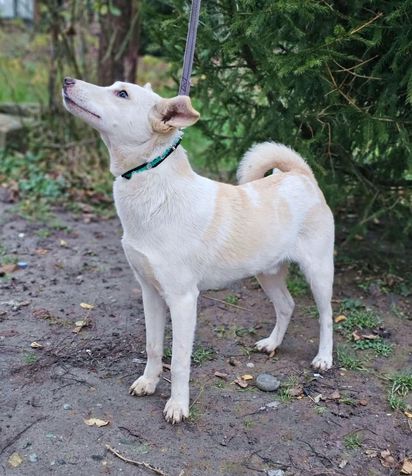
[0, 201, 411, 476]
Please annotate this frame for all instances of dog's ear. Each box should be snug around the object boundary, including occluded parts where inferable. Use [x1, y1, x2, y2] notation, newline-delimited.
[143, 82, 153, 91]
[150, 96, 200, 133]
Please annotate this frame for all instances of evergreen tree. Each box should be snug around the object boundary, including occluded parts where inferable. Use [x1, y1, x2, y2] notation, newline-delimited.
[144, 0, 412, 239]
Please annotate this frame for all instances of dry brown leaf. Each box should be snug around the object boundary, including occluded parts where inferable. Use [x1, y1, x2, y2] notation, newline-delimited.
[351, 330, 362, 341]
[84, 417, 109, 427]
[233, 377, 248, 388]
[241, 374, 254, 381]
[330, 390, 341, 400]
[80, 302, 94, 310]
[35, 248, 49, 255]
[401, 458, 412, 475]
[361, 333, 379, 340]
[73, 319, 88, 333]
[379, 449, 395, 468]
[404, 410, 412, 419]
[30, 341, 43, 349]
[288, 385, 303, 398]
[214, 371, 228, 379]
[8, 452, 23, 468]
[334, 315, 347, 323]
[0, 264, 18, 275]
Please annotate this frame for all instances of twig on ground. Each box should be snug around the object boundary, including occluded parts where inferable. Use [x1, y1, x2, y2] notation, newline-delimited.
[105, 445, 167, 476]
[203, 295, 253, 312]
[0, 416, 47, 455]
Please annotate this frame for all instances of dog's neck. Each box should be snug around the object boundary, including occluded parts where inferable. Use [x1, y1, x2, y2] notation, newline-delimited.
[103, 131, 183, 177]
[104, 131, 194, 181]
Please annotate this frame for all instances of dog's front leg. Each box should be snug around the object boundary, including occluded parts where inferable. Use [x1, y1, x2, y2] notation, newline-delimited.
[129, 282, 167, 396]
[163, 289, 199, 424]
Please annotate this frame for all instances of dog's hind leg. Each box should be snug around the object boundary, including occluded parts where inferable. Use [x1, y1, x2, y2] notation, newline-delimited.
[296, 231, 334, 371]
[255, 263, 295, 354]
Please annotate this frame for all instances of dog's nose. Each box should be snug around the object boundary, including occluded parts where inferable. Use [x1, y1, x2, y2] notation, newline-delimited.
[64, 77, 76, 86]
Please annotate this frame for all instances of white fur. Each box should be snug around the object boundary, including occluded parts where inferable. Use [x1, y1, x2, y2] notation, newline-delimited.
[63, 79, 335, 424]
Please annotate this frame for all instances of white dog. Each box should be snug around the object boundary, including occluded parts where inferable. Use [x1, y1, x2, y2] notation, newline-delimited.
[62, 77, 334, 423]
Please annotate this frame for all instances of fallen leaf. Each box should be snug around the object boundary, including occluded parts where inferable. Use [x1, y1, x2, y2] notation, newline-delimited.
[361, 333, 379, 340]
[73, 320, 88, 333]
[351, 330, 362, 341]
[228, 357, 240, 366]
[0, 263, 18, 275]
[288, 385, 303, 397]
[32, 308, 52, 319]
[401, 458, 412, 475]
[80, 302, 94, 310]
[404, 410, 412, 419]
[268, 349, 276, 358]
[35, 248, 49, 255]
[241, 374, 254, 381]
[335, 315, 347, 323]
[8, 452, 23, 468]
[313, 393, 323, 404]
[358, 399, 368, 406]
[233, 377, 248, 388]
[84, 418, 109, 427]
[214, 371, 228, 379]
[30, 341, 43, 349]
[380, 449, 395, 468]
[330, 390, 341, 400]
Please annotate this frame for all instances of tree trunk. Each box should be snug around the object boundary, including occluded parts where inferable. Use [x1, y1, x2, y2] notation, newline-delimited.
[98, 0, 140, 85]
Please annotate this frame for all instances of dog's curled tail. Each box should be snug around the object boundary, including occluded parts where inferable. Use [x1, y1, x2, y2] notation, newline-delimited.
[237, 142, 315, 184]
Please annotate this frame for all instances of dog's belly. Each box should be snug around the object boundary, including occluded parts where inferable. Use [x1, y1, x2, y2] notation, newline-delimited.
[197, 256, 285, 291]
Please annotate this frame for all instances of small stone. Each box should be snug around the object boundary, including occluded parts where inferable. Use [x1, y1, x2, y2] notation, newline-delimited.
[267, 470, 285, 476]
[63, 403, 72, 410]
[17, 261, 28, 269]
[18, 233, 25, 238]
[228, 357, 240, 366]
[29, 453, 38, 463]
[246, 362, 255, 368]
[266, 401, 281, 409]
[256, 374, 280, 392]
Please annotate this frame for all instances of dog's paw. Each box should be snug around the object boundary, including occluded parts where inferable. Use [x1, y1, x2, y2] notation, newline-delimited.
[255, 337, 277, 354]
[163, 398, 189, 424]
[311, 354, 333, 371]
[129, 376, 157, 396]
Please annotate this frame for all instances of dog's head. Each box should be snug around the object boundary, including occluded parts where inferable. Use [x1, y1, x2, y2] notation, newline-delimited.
[62, 77, 200, 150]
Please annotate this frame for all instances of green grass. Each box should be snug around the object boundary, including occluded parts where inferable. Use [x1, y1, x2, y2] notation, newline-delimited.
[23, 352, 38, 365]
[336, 345, 364, 370]
[224, 294, 239, 305]
[387, 373, 412, 411]
[192, 346, 216, 365]
[287, 265, 309, 297]
[353, 338, 393, 357]
[344, 433, 362, 450]
[339, 308, 380, 332]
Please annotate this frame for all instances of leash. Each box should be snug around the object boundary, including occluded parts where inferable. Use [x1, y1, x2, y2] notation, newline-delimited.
[122, 2, 201, 179]
[179, 0, 202, 96]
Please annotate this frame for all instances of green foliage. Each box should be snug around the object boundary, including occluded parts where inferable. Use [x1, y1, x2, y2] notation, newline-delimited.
[145, 0, 412, 239]
[353, 338, 393, 357]
[339, 308, 380, 332]
[192, 346, 216, 364]
[344, 433, 362, 450]
[336, 345, 364, 370]
[387, 373, 412, 410]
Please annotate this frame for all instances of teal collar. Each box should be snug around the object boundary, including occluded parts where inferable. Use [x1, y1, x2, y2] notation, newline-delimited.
[121, 134, 183, 180]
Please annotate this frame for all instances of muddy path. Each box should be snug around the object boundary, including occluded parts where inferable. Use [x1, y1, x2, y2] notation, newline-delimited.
[0, 202, 411, 476]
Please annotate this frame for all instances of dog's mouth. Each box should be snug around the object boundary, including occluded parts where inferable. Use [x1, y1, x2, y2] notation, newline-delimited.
[63, 90, 101, 119]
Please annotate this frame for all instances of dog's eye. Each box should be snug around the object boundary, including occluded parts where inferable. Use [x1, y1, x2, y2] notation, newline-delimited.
[117, 90, 128, 99]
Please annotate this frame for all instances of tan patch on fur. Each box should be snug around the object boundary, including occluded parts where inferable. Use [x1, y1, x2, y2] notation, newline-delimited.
[204, 174, 292, 264]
